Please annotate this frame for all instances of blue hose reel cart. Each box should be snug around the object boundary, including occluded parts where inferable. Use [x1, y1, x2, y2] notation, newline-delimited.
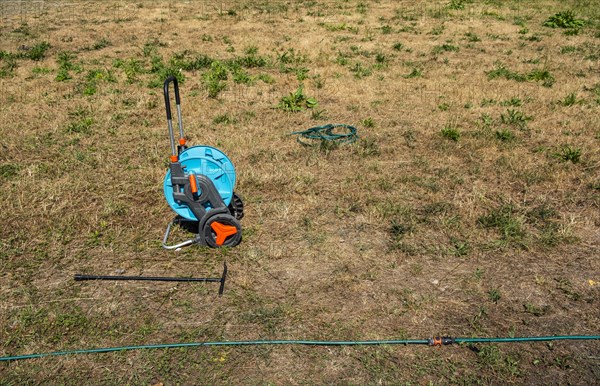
[161, 76, 243, 249]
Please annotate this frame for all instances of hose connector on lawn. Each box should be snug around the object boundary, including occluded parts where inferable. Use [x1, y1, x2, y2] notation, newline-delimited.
[428, 337, 455, 346]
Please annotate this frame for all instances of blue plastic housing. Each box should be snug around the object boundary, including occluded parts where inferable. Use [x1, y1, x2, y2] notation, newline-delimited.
[163, 145, 236, 221]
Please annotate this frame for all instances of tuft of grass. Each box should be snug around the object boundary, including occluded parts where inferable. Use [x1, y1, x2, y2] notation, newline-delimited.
[500, 97, 522, 107]
[449, 238, 470, 256]
[403, 67, 422, 78]
[0, 163, 19, 180]
[441, 125, 460, 141]
[26, 41, 51, 61]
[560, 92, 581, 106]
[495, 129, 515, 142]
[380, 25, 393, 34]
[488, 288, 501, 303]
[555, 145, 581, 163]
[465, 32, 481, 42]
[429, 25, 444, 35]
[448, 0, 472, 10]
[350, 62, 372, 79]
[521, 34, 542, 42]
[92, 38, 111, 50]
[0, 53, 18, 78]
[31, 66, 51, 75]
[147, 54, 185, 88]
[321, 22, 348, 32]
[560, 45, 579, 54]
[295, 67, 310, 81]
[375, 53, 388, 68]
[487, 63, 526, 82]
[478, 345, 521, 376]
[257, 73, 275, 84]
[432, 44, 459, 54]
[527, 69, 555, 88]
[524, 303, 548, 316]
[113, 58, 144, 83]
[478, 205, 525, 243]
[55, 68, 71, 81]
[231, 65, 254, 85]
[310, 108, 328, 120]
[361, 117, 375, 128]
[500, 109, 531, 130]
[312, 74, 324, 89]
[355, 137, 380, 157]
[55, 51, 79, 81]
[390, 220, 412, 239]
[480, 112, 494, 127]
[584, 83, 600, 104]
[179, 54, 213, 71]
[65, 116, 94, 134]
[82, 69, 116, 95]
[235, 51, 269, 68]
[213, 114, 237, 125]
[563, 28, 580, 36]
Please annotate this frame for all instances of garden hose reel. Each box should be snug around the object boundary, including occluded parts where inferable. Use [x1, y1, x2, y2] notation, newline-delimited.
[161, 76, 243, 249]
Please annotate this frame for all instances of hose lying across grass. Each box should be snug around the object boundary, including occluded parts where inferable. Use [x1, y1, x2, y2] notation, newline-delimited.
[1, 335, 599, 362]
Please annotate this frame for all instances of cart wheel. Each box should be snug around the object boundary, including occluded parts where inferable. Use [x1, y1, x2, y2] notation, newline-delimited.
[228, 192, 244, 220]
[203, 214, 242, 247]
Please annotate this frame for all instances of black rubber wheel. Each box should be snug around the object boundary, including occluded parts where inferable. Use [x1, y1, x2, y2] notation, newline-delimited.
[202, 213, 242, 248]
[228, 192, 244, 220]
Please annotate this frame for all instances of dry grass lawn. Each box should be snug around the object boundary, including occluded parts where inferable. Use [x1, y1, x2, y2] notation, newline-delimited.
[1, 0, 599, 383]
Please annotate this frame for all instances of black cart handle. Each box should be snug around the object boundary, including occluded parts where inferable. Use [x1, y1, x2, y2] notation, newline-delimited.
[163, 76, 185, 160]
[163, 75, 180, 121]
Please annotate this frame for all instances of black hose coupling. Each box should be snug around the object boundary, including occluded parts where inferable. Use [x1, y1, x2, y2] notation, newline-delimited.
[428, 337, 455, 346]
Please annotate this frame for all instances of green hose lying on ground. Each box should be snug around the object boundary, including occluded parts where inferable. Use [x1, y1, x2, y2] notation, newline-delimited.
[1, 335, 599, 362]
[290, 124, 358, 146]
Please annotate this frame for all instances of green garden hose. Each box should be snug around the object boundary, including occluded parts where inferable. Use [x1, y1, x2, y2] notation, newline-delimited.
[290, 124, 358, 146]
[1, 335, 599, 362]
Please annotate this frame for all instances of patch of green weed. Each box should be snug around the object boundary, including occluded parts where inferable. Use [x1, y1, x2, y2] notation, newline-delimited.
[276, 84, 318, 112]
[202, 60, 227, 98]
[543, 11, 584, 29]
